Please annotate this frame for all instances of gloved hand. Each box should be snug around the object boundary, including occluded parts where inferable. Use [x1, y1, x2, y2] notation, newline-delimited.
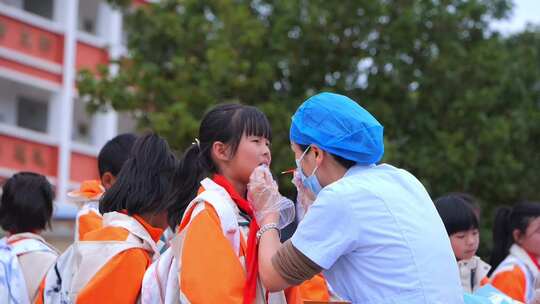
[292, 170, 316, 221]
[247, 165, 295, 228]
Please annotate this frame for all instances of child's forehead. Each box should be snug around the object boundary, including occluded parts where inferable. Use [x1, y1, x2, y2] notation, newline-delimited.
[452, 227, 479, 234]
[526, 217, 540, 232]
[243, 133, 270, 140]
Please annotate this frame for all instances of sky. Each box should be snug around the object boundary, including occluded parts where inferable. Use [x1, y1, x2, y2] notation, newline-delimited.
[490, 0, 540, 34]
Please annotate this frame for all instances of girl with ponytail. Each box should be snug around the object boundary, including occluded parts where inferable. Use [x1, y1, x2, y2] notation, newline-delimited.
[142, 104, 296, 303]
[50, 133, 177, 304]
[489, 202, 540, 303]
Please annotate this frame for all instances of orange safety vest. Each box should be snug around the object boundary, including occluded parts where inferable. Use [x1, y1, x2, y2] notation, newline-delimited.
[77, 212, 162, 303]
[490, 244, 539, 303]
[38, 211, 162, 304]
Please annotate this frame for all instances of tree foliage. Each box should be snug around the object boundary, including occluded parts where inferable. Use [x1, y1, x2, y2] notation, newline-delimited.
[78, 0, 540, 251]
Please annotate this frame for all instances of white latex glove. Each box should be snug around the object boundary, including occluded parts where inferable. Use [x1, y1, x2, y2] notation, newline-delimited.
[292, 170, 316, 220]
[247, 165, 295, 228]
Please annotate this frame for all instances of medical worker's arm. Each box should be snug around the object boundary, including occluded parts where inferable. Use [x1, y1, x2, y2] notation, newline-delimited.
[250, 166, 324, 291]
[258, 214, 324, 291]
[249, 166, 300, 291]
[258, 213, 291, 291]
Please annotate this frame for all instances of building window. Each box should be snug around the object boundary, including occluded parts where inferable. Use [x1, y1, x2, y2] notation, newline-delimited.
[0, 0, 54, 20]
[78, 0, 100, 35]
[23, 0, 53, 19]
[16, 96, 48, 132]
[72, 98, 93, 144]
[82, 19, 95, 34]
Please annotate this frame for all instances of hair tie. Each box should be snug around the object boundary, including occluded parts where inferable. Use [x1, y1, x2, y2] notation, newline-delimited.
[192, 138, 200, 148]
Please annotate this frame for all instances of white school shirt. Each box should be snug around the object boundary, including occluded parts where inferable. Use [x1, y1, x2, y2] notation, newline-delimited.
[291, 164, 464, 304]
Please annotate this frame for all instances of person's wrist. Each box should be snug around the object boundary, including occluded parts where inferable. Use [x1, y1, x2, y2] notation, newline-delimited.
[256, 223, 280, 241]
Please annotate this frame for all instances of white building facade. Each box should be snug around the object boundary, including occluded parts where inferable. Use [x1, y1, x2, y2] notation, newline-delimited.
[0, 0, 138, 219]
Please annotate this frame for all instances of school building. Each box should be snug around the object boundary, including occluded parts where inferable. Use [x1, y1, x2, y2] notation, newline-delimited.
[0, 0, 141, 249]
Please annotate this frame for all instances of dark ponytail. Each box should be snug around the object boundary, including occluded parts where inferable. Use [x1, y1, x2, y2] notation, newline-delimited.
[100, 133, 177, 215]
[165, 143, 212, 228]
[489, 202, 540, 272]
[489, 207, 513, 271]
[167, 104, 271, 228]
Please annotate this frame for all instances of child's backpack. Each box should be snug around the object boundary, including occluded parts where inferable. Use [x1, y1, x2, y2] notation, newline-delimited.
[40, 212, 154, 303]
[0, 236, 57, 304]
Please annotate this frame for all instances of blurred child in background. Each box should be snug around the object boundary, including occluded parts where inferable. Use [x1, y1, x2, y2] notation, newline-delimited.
[0, 172, 59, 302]
[489, 202, 540, 303]
[435, 193, 491, 293]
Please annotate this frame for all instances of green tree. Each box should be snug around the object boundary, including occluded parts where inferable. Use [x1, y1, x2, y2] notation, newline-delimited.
[79, 0, 540, 252]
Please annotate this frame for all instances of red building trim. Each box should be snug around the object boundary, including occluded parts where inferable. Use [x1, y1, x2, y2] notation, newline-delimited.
[0, 15, 63, 64]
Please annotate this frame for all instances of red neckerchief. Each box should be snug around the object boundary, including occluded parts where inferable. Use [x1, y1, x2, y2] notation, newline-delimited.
[526, 250, 540, 270]
[212, 174, 259, 304]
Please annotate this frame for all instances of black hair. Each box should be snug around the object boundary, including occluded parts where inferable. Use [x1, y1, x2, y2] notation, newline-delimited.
[0, 172, 54, 233]
[99, 133, 177, 216]
[434, 194, 479, 236]
[447, 192, 481, 219]
[489, 201, 540, 271]
[298, 144, 356, 170]
[167, 104, 271, 228]
[98, 133, 138, 177]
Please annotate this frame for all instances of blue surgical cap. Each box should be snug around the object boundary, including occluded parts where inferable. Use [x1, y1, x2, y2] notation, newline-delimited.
[290, 92, 384, 165]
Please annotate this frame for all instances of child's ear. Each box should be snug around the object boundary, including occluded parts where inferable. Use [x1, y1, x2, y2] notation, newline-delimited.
[513, 229, 524, 245]
[101, 172, 116, 190]
[211, 141, 232, 162]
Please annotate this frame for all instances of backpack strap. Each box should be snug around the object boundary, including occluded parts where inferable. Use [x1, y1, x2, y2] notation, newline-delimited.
[0, 238, 31, 304]
[103, 212, 160, 257]
[178, 178, 241, 255]
[9, 238, 56, 256]
[6, 233, 58, 257]
[69, 240, 145, 296]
